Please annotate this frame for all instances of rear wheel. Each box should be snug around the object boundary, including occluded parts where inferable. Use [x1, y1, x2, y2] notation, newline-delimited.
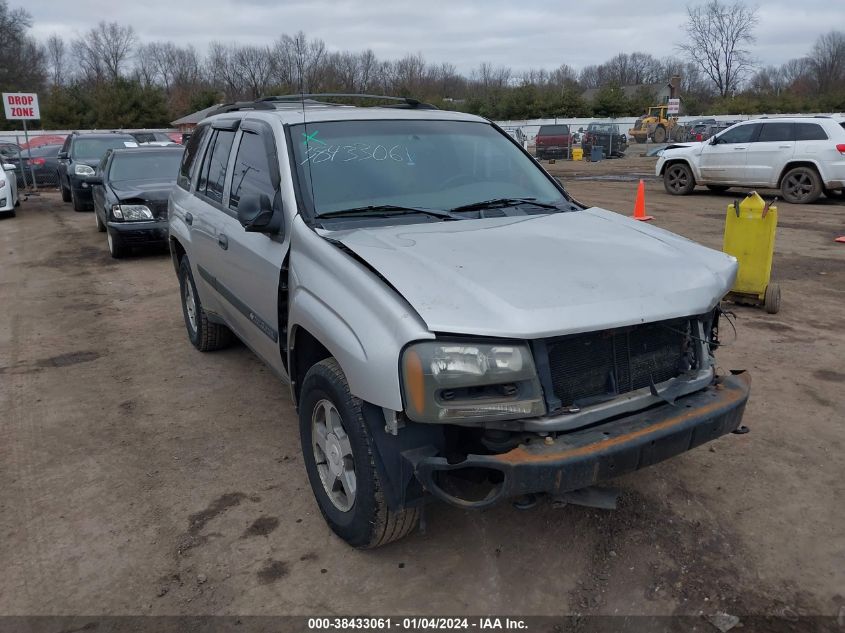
[706, 185, 731, 193]
[664, 163, 696, 195]
[781, 166, 822, 204]
[299, 358, 419, 548]
[652, 126, 667, 144]
[178, 256, 232, 351]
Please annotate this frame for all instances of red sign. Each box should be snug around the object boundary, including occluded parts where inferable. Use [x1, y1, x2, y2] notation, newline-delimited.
[3, 92, 41, 120]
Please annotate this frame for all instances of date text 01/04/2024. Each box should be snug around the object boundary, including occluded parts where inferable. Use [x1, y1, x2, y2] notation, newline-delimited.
[307, 618, 528, 630]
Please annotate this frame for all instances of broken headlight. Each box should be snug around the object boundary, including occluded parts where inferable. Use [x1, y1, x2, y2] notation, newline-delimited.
[112, 204, 153, 221]
[401, 341, 545, 423]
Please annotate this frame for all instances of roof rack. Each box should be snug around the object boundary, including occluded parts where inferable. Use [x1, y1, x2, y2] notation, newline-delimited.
[258, 94, 437, 110]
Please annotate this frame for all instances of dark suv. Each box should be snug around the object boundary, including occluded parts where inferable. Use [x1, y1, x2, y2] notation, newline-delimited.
[57, 132, 138, 211]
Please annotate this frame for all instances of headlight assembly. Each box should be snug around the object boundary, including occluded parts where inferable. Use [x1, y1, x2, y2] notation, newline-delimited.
[74, 164, 95, 176]
[112, 204, 153, 221]
[401, 341, 545, 423]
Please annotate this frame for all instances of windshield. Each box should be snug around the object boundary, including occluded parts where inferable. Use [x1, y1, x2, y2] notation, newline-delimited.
[74, 138, 136, 160]
[108, 151, 184, 183]
[292, 120, 566, 217]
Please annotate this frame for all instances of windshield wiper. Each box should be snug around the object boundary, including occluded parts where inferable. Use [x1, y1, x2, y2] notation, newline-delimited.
[449, 197, 560, 213]
[317, 205, 460, 220]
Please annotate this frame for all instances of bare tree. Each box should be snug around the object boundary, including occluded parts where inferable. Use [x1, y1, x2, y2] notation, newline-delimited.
[808, 30, 845, 94]
[45, 34, 66, 86]
[678, 0, 758, 97]
[0, 1, 46, 92]
[234, 45, 273, 98]
[73, 21, 136, 82]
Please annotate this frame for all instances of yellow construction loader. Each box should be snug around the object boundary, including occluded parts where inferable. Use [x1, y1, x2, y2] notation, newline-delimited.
[629, 105, 681, 144]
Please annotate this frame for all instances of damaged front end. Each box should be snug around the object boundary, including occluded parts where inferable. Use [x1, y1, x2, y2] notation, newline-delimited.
[389, 310, 751, 510]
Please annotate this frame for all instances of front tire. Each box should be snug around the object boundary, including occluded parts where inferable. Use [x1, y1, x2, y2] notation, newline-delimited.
[61, 179, 71, 202]
[177, 256, 232, 351]
[781, 166, 822, 204]
[106, 230, 128, 259]
[95, 209, 106, 232]
[664, 163, 696, 195]
[71, 188, 86, 212]
[299, 358, 419, 548]
[652, 126, 667, 144]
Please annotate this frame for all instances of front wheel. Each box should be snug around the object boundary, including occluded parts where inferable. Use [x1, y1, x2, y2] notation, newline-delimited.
[652, 126, 667, 144]
[95, 209, 106, 232]
[664, 163, 696, 195]
[781, 166, 822, 204]
[299, 358, 419, 548]
[60, 179, 71, 202]
[71, 188, 86, 212]
[106, 230, 128, 259]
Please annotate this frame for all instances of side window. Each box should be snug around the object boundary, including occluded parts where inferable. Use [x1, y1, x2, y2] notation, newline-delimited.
[717, 123, 759, 144]
[794, 123, 828, 141]
[757, 123, 794, 142]
[195, 129, 236, 204]
[177, 124, 209, 190]
[229, 131, 277, 210]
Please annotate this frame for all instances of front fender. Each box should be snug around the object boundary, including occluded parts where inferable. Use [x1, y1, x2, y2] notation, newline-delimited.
[288, 217, 433, 411]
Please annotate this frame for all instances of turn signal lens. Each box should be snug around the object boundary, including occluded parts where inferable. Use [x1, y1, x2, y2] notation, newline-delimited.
[836, 144, 845, 155]
[403, 348, 426, 418]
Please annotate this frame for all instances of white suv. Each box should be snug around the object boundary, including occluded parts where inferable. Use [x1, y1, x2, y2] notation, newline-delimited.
[657, 117, 845, 203]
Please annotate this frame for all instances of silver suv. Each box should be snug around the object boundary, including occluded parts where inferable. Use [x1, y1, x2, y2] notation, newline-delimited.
[169, 95, 751, 548]
[658, 116, 845, 203]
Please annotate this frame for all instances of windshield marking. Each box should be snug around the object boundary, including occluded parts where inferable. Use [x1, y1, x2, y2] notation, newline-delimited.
[300, 143, 416, 166]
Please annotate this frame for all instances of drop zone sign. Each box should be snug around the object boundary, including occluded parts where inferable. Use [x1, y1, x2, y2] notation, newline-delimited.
[3, 93, 40, 120]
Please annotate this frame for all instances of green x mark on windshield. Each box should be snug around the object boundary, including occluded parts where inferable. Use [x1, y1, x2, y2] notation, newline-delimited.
[302, 131, 326, 146]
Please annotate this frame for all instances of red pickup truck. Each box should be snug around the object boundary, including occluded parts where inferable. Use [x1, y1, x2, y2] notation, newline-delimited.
[535, 124, 572, 159]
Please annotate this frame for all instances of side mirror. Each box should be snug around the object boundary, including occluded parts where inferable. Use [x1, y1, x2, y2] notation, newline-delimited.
[237, 193, 280, 233]
[87, 175, 103, 185]
[709, 136, 719, 145]
[57, 151, 68, 159]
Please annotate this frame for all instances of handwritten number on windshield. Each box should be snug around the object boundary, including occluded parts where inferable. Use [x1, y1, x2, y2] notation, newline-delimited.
[300, 143, 416, 165]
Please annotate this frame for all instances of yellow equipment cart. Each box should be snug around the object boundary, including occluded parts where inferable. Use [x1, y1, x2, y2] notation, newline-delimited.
[723, 191, 781, 313]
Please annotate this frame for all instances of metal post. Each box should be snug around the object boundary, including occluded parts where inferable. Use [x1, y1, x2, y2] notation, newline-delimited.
[22, 119, 37, 192]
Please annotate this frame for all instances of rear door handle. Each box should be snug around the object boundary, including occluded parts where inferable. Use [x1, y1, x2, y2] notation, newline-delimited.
[778, 145, 792, 148]
[733, 147, 746, 150]
[184, 212, 193, 226]
[217, 234, 228, 250]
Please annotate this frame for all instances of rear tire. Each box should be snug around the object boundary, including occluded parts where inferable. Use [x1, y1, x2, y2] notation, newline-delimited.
[299, 358, 419, 548]
[177, 256, 232, 351]
[780, 166, 822, 204]
[664, 163, 696, 195]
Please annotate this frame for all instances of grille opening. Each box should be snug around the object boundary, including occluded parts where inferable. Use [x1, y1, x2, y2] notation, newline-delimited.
[544, 318, 695, 413]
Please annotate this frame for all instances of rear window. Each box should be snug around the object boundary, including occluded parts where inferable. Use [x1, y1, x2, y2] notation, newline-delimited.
[538, 125, 570, 136]
[794, 123, 828, 141]
[73, 137, 137, 160]
[758, 123, 794, 142]
[177, 124, 209, 190]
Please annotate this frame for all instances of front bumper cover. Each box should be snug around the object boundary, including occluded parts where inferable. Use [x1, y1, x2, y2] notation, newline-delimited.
[408, 372, 750, 509]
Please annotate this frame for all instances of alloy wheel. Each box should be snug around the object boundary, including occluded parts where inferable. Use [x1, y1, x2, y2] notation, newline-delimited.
[311, 398, 357, 512]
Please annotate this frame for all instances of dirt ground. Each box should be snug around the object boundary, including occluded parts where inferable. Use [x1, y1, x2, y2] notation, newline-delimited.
[1, 154, 843, 622]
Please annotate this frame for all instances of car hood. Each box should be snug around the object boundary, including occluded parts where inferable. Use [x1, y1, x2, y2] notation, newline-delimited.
[109, 180, 174, 202]
[321, 208, 737, 339]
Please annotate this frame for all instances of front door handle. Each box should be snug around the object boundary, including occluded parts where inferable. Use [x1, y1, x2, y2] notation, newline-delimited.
[217, 234, 228, 250]
[733, 147, 746, 150]
[185, 212, 193, 226]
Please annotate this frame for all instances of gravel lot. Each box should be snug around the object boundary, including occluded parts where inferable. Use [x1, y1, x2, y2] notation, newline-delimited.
[1, 155, 843, 621]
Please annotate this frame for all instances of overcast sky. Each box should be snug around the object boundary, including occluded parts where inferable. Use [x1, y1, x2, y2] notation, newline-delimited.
[23, 0, 839, 74]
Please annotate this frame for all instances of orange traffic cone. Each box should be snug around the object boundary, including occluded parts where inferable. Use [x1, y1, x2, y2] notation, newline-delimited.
[633, 179, 653, 221]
